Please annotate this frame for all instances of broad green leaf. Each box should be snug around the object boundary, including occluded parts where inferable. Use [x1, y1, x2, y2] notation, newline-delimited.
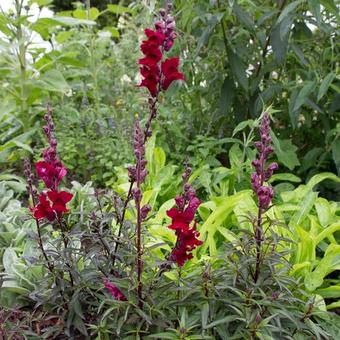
[293, 81, 316, 112]
[315, 197, 333, 227]
[3, 248, 18, 274]
[29, 0, 53, 6]
[304, 244, 340, 291]
[331, 138, 340, 176]
[277, 0, 302, 24]
[219, 77, 235, 116]
[233, 3, 254, 30]
[36, 69, 70, 93]
[271, 133, 300, 170]
[227, 48, 248, 91]
[317, 286, 340, 299]
[269, 173, 301, 183]
[306, 172, 340, 189]
[232, 119, 254, 136]
[289, 190, 318, 228]
[103, 27, 120, 38]
[317, 72, 335, 102]
[308, 0, 321, 25]
[315, 222, 340, 245]
[73, 8, 100, 20]
[271, 17, 291, 64]
[107, 5, 133, 14]
[200, 191, 251, 255]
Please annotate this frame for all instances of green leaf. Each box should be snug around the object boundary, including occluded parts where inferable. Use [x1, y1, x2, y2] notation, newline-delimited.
[219, 77, 235, 116]
[317, 72, 335, 102]
[107, 5, 133, 14]
[331, 138, 340, 176]
[320, 0, 339, 16]
[271, 133, 300, 170]
[308, 0, 321, 25]
[306, 172, 340, 190]
[271, 18, 291, 64]
[305, 244, 340, 291]
[232, 119, 254, 136]
[36, 69, 70, 93]
[3, 248, 18, 274]
[293, 81, 316, 112]
[103, 27, 120, 38]
[269, 173, 301, 183]
[289, 190, 318, 228]
[233, 3, 254, 30]
[227, 48, 248, 91]
[277, 0, 302, 24]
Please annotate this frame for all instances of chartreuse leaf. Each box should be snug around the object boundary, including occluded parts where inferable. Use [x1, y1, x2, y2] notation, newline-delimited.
[304, 244, 340, 291]
[289, 190, 318, 228]
[107, 4, 133, 14]
[199, 191, 252, 256]
[317, 286, 340, 299]
[306, 172, 340, 189]
[315, 222, 340, 245]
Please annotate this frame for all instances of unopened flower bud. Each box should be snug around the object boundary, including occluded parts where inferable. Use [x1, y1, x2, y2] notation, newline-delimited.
[141, 204, 151, 220]
[255, 313, 262, 324]
[132, 187, 142, 203]
[159, 8, 166, 17]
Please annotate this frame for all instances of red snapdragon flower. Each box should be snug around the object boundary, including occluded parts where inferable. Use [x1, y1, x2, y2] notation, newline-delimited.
[36, 161, 67, 190]
[167, 196, 201, 232]
[166, 196, 202, 267]
[139, 65, 160, 97]
[161, 57, 185, 90]
[47, 190, 73, 215]
[169, 222, 203, 266]
[32, 193, 55, 221]
[138, 16, 184, 97]
[31, 190, 73, 222]
[103, 279, 127, 301]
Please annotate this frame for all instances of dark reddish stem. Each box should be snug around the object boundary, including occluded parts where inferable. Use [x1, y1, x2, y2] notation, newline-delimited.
[254, 154, 265, 283]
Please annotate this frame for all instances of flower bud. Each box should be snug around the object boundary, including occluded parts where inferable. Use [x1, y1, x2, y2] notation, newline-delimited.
[132, 187, 142, 203]
[159, 8, 166, 17]
[141, 204, 151, 220]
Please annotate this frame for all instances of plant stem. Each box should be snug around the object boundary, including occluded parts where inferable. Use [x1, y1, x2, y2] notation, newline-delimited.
[27, 181, 54, 274]
[15, 0, 28, 128]
[58, 218, 74, 287]
[136, 154, 143, 308]
[112, 181, 134, 268]
[254, 153, 265, 283]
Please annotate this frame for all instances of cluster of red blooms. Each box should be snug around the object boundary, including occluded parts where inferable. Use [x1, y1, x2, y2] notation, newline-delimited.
[166, 168, 203, 266]
[138, 5, 184, 97]
[31, 107, 73, 222]
[103, 278, 127, 301]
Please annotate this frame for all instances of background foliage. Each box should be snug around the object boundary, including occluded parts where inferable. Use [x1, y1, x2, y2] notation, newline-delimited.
[0, 0, 339, 337]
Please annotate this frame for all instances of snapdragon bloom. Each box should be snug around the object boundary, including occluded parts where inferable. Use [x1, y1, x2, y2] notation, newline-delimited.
[251, 112, 278, 210]
[32, 106, 73, 222]
[103, 278, 127, 301]
[166, 168, 203, 266]
[138, 8, 184, 97]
